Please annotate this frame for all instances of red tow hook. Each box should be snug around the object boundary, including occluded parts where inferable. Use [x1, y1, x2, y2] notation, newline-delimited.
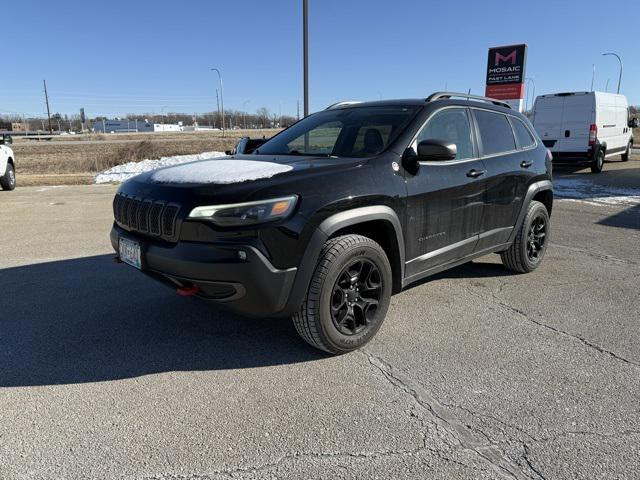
[114, 256, 123, 263]
[177, 284, 200, 297]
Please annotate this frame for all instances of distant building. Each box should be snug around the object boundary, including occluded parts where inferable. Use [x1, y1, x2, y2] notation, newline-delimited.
[11, 122, 29, 132]
[93, 119, 182, 133]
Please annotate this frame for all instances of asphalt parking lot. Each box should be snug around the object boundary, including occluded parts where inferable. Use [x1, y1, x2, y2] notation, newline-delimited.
[1, 157, 639, 479]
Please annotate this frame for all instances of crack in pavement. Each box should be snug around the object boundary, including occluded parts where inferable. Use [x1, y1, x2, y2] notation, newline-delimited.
[136, 445, 464, 480]
[443, 404, 539, 443]
[464, 286, 640, 369]
[522, 444, 546, 480]
[359, 349, 535, 480]
[536, 429, 640, 443]
[549, 242, 639, 267]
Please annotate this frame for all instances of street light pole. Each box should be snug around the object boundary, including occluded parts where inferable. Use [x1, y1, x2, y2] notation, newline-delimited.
[303, 0, 309, 117]
[602, 52, 622, 94]
[161, 105, 168, 127]
[211, 68, 225, 136]
[242, 100, 250, 129]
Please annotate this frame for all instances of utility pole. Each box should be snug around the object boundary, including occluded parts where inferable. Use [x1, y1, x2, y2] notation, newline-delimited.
[216, 89, 220, 128]
[303, 0, 309, 117]
[211, 68, 225, 136]
[43, 79, 53, 134]
[590, 64, 595, 91]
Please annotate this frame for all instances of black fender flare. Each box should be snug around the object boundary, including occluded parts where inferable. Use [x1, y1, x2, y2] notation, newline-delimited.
[279, 205, 405, 316]
[507, 179, 553, 244]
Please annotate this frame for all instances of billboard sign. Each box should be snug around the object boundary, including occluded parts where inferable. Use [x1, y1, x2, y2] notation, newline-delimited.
[485, 44, 527, 110]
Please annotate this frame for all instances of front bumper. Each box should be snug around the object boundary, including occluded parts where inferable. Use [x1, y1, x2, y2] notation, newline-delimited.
[111, 225, 297, 317]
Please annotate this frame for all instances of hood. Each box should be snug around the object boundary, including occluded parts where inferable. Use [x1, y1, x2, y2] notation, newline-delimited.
[118, 153, 367, 205]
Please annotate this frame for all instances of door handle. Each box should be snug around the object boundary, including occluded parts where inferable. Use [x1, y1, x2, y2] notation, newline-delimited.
[466, 169, 486, 178]
[520, 160, 533, 168]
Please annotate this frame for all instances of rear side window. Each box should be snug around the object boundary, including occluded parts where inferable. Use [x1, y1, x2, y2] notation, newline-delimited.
[474, 110, 516, 155]
[510, 117, 536, 149]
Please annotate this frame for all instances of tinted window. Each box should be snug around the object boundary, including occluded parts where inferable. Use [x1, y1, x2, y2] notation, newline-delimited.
[511, 117, 535, 149]
[286, 121, 343, 155]
[474, 110, 516, 155]
[257, 106, 419, 157]
[416, 108, 474, 159]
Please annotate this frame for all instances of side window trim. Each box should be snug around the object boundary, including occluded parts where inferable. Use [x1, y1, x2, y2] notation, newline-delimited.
[470, 107, 518, 158]
[411, 106, 479, 164]
[506, 116, 523, 150]
[508, 115, 538, 151]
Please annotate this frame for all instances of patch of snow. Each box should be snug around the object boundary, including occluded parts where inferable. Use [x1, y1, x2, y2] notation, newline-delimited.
[94, 151, 226, 184]
[554, 177, 640, 206]
[149, 159, 293, 184]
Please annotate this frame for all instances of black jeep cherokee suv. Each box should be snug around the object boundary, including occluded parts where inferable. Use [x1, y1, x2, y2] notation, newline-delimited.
[111, 92, 553, 354]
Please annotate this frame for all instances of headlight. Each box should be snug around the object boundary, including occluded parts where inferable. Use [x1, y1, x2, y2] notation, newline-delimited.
[188, 195, 298, 226]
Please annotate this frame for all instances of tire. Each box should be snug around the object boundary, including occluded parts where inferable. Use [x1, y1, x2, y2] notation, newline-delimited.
[292, 234, 392, 354]
[0, 163, 15, 191]
[500, 200, 550, 274]
[591, 148, 604, 173]
[621, 142, 632, 162]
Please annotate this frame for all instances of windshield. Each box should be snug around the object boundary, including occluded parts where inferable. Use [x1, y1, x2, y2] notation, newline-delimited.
[255, 105, 420, 157]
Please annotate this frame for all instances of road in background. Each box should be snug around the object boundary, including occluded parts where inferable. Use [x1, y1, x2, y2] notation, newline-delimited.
[1, 158, 639, 479]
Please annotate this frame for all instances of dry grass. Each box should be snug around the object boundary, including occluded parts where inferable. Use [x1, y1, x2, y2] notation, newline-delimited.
[12, 129, 280, 176]
[17, 173, 95, 186]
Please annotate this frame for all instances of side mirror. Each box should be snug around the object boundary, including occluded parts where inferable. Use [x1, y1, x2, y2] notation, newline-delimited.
[629, 118, 639, 129]
[417, 139, 457, 161]
[401, 148, 419, 175]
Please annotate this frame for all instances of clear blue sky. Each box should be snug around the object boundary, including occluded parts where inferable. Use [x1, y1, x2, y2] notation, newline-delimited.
[2, 0, 638, 119]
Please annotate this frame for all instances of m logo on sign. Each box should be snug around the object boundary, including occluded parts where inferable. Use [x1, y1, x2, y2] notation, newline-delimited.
[495, 50, 517, 65]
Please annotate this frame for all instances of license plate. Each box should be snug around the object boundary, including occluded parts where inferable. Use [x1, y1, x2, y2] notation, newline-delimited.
[119, 237, 142, 270]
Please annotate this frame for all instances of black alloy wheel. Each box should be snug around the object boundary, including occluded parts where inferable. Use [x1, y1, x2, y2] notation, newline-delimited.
[526, 214, 547, 263]
[330, 259, 382, 336]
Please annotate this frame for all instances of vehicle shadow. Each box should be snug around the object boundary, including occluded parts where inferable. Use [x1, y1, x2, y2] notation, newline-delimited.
[0, 255, 325, 387]
[597, 204, 640, 231]
[404, 258, 511, 290]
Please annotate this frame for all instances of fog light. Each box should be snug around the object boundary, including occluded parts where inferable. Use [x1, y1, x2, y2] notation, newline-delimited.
[238, 250, 247, 261]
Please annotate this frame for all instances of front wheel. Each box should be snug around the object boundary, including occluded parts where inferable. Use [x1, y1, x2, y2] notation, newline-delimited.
[293, 234, 392, 354]
[0, 163, 16, 191]
[591, 148, 604, 173]
[621, 142, 632, 162]
[500, 200, 550, 273]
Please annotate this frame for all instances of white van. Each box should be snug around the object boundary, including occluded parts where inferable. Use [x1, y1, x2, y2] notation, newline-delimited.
[531, 91, 637, 173]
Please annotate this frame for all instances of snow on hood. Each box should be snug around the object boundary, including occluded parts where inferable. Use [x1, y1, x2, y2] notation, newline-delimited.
[149, 159, 293, 184]
[94, 151, 226, 184]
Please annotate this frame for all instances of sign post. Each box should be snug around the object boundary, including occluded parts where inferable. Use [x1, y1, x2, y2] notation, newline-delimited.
[485, 44, 527, 111]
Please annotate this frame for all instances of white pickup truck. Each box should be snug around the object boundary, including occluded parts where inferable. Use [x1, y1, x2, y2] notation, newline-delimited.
[0, 134, 16, 190]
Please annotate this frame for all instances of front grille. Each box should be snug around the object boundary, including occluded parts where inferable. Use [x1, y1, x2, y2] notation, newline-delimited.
[113, 193, 181, 242]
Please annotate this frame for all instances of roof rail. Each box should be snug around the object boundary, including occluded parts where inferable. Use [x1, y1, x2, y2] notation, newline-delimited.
[426, 92, 512, 109]
[325, 101, 363, 110]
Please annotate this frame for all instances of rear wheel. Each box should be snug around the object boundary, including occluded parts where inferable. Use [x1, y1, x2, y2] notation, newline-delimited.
[591, 148, 604, 173]
[293, 234, 392, 354]
[621, 142, 632, 162]
[500, 200, 549, 273]
[0, 163, 15, 191]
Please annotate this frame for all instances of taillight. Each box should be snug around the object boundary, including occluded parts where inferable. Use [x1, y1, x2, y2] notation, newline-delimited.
[589, 124, 597, 145]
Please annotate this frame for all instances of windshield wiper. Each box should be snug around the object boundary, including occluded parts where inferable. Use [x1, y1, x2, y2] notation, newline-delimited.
[263, 150, 333, 157]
